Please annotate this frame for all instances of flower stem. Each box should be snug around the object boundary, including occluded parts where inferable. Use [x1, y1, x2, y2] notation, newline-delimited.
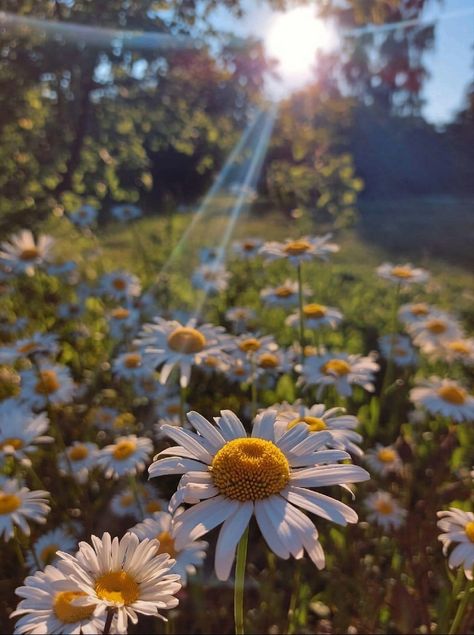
[449, 579, 473, 635]
[103, 607, 115, 635]
[297, 262, 305, 366]
[234, 526, 249, 635]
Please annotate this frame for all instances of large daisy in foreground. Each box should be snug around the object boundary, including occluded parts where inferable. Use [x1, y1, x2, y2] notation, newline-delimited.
[149, 409, 369, 581]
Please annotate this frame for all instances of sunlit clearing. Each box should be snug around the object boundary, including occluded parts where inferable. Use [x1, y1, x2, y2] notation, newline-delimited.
[265, 7, 335, 80]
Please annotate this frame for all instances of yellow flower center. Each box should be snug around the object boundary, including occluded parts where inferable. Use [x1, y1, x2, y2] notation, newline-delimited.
[426, 319, 447, 335]
[375, 500, 394, 515]
[446, 341, 469, 355]
[120, 494, 134, 508]
[114, 413, 135, 429]
[18, 342, 38, 354]
[465, 521, 474, 543]
[112, 278, 127, 290]
[321, 359, 351, 376]
[35, 370, 60, 395]
[95, 571, 139, 605]
[211, 438, 290, 501]
[303, 345, 318, 357]
[156, 531, 177, 558]
[275, 286, 293, 298]
[283, 240, 311, 256]
[287, 416, 327, 432]
[258, 353, 279, 369]
[40, 544, 59, 566]
[111, 308, 130, 320]
[0, 493, 21, 514]
[112, 440, 137, 460]
[20, 247, 40, 261]
[390, 266, 413, 279]
[167, 327, 206, 354]
[203, 355, 219, 368]
[303, 303, 327, 319]
[377, 448, 396, 463]
[53, 591, 95, 623]
[69, 445, 89, 461]
[437, 385, 467, 405]
[146, 500, 162, 513]
[124, 354, 141, 369]
[410, 303, 429, 316]
[0, 437, 23, 451]
[238, 338, 261, 353]
[233, 365, 247, 376]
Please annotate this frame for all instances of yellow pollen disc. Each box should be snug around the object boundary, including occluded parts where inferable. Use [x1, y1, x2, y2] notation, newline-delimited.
[0, 493, 21, 514]
[465, 521, 474, 543]
[447, 341, 469, 355]
[69, 445, 89, 461]
[156, 531, 177, 558]
[20, 247, 40, 261]
[18, 342, 38, 354]
[111, 308, 130, 320]
[204, 355, 219, 367]
[304, 345, 318, 357]
[437, 385, 466, 405]
[167, 327, 206, 354]
[377, 448, 396, 463]
[321, 359, 351, 376]
[238, 338, 261, 353]
[258, 353, 279, 368]
[53, 591, 95, 623]
[40, 544, 59, 566]
[146, 500, 162, 513]
[283, 240, 311, 256]
[35, 370, 60, 395]
[112, 440, 136, 460]
[275, 286, 293, 298]
[375, 500, 393, 515]
[390, 266, 413, 279]
[112, 278, 127, 290]
[120, 494, 134, 507]
[211, 438, 290, 501]
[0, 437, 23, 451]
[288, 416, 327, 432]
[303, 303, 327, 319]
[95, 570, 139, 605]
[426, 319, 447, 335]
[124, 354, 141, 369]
[410, 304, 429, 316]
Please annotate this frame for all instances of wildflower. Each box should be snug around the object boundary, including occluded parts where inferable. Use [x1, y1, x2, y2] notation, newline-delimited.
[225, 307, 256, 334]
[0, 333, 58, 365]
[0, 399, 52, 463]
[113, 351, 156, 382]
[260, 280, 308, 308]
[407, 312, 463, 353]
[26, 527, 76, 573]
[378, 334, 417, 366]
[377, 263, 429, 285]
[192, 263, 230, 296]
[410, 377, 474, 423]
[365, 491, 407, 530]
[286, 303, 343, 330]
[398, 302, 435, 325]
[260, 234, 339, 266]
[97, 435, 153, 479]
[235, 332, 278, 362]
[108, 305, 140, 340]
[232, 238, 263, 260]
[365, 444, 402, 476]
[149, 409, 369, 580]
[69, 204, 98, 228]
[111, 204, 142, 222]
[437, 508, 474, 580]
[100, 271, 141, 301]
[58, 442, 99, 483]
[436, 337, 474, 366]
[20, 363, 75, 410]
[0, 230, 54, 274]
[0, 479, 50, 541]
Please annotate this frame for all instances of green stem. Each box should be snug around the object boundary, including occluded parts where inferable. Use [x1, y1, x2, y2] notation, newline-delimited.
[234, 526, 249, 635]
[103, 607, 115, 635]
[449, 579, 473, 635]
[129, 475, 145, 519]
[12, 534, 25, 568]
[179, 385, 186, 427]
[287, 562, 302, 635]
[250, 356, 257, 419]
[297, 262, 305, 366]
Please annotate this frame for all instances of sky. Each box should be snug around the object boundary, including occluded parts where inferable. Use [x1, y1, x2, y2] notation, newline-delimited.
[211, 0, 474, 125]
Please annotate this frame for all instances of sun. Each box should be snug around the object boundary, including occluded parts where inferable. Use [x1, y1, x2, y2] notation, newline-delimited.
[265, 7, 334, 80]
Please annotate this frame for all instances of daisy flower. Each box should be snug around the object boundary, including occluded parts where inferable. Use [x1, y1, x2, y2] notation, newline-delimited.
[111, 203, 142, 222]
[26, 527, 76, 573]
[110, 488, 144, 520]
[260, 234, 339, 266]
[149, 409, 369, 580]
[409, 377, 474, 423]
[365, 444, 402, 477]
[275, 403, 363, 457]
[378, 334, 417, 366]
[191, 263, 230, 296]
[0, 230, 54, 274]
[97, 435, 153, 479]
[20, 362, 75, 410]
[100, 271, 141, 301]
[437, 507, 474, 580]
[365, 491, 407, 530]
[0, 399, 52, 463]
[199, 246, 225, 265]
[260, 280, 307, 308]
[232, 238, 263, 260]
[195, 352, 231, 377]
[87, 407, 118, 431]
[437, 337, 474, 366]
[0, 333, 59, 365]
[254, 348, 291, 379]
[135, 318, 231, 388]
[11, 563, 106, 634]
[58, 532, 181, 631]
[69, 204, 97, 228]
[286, 303, 343, 330]
[113, 351, 156, 382]
[0, 479, 50, 541]
[222, 358, 254, 384]
[130, 511, 208, 585]
[235, 332, 278, 361]
[225, 307, 256, 334]
[298, 352, 379, 398]
[407, 313, 463, 353]
[376, 263, 429, 285]
[57, 301, 85, 321]
[58, 442, 99, 483]
[108, 305, 140, 340]
[398, 302, 435, 325]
